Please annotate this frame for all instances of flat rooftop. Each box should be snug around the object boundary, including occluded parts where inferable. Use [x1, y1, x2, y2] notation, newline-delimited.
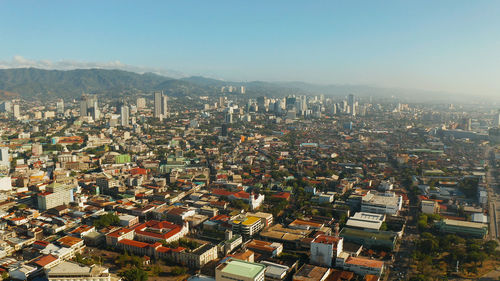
[219, 259, 265, 278]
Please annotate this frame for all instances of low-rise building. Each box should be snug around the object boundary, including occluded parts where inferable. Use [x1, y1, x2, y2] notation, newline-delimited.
[421, 200, 439, 214]
[436, 219, 488, 238]
[245, 239, 283, 257]
[231, 215, 264, 237]
[361, 191, 402, 215]
[292, 264, 330, 281]
[216, 259, 266, 281]
[46, 260, 112, 281]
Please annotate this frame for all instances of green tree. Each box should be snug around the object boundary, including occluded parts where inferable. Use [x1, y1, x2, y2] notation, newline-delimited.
[170, 266, 187, 276]
[120, 267, 148, 281]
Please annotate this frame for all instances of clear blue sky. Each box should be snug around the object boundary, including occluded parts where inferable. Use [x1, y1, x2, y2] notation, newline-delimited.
[0, 0, 499, 96]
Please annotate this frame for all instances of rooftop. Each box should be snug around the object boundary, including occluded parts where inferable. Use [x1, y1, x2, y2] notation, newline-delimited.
[219, 259, 266, 278]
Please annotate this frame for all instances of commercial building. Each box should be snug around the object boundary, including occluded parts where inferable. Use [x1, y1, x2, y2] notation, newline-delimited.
[216, 259, 266, 281]
[361, 192, 402, 215]
[346, 212, 385, 231]
[436, 219, 488, 238]
[231, 215, 264, 237]
[37, 189, 73, 211]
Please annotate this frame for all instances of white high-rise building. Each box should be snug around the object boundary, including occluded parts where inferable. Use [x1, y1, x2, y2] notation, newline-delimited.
[56, 99, 64, 114]
[120, 105, 129, 127]
[162, 94, 168, 117]
[154, 92, 162, 119]
[92, 100, 100, 120]
[13, 104, 20, 119]
[0, 147, 9, 168]
[154, 92, 169, 119]
[136, 97, 146, 109]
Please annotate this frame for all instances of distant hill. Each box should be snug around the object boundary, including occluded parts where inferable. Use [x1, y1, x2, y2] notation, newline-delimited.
[0, 67, 482, 103]
[0, 68, 170, 98]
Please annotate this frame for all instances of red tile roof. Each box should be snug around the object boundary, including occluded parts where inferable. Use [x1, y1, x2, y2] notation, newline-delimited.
[32, 254, 58, 267]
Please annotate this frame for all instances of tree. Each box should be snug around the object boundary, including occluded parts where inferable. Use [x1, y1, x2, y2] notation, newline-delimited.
[93, 212, 120, 228]
[170, 266, 187, 276]
[120, 267, 148, 281]
[484, 240, 498, 255]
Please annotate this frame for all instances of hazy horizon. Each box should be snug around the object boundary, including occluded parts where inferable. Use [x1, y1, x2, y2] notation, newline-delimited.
[1, 0, 499, 97]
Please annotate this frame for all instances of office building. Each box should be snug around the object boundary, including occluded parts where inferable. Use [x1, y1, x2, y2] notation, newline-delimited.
[80, 95, 99, 120]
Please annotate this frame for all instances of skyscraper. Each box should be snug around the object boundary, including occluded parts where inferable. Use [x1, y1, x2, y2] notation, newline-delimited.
[92, 100, 100, 120]
[80, 94, 98, 119]
[121, 104, 129, 127]
[56, 99, 64, 114]
[0, 147, 9, 168]
[162, 94, 168, 117]
[348, 94, 356, 116]
[13, 104, 20, 119]
[154, 92, 163, 119]
[80, 97, 88, 117]
[495, 111, 500, 127]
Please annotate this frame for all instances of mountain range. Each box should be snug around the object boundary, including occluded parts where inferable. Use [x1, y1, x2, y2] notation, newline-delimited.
[0, 67, 479, 102]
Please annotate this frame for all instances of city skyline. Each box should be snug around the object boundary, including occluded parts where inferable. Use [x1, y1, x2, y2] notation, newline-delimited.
[1, 1, 499, 97]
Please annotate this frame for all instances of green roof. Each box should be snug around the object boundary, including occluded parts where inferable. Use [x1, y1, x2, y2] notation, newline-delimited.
[340, 227, 395, 241]
[221, 260, 265, 278]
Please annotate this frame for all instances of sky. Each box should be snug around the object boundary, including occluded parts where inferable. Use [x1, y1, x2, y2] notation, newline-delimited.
[0, 0, 499, 96]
